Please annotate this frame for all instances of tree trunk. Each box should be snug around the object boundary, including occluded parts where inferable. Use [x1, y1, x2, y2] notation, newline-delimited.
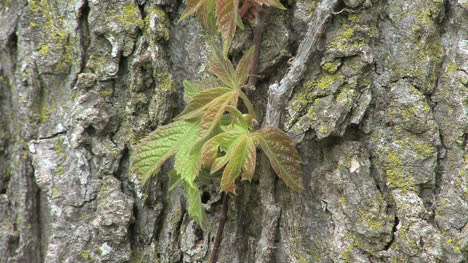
[1, 0, 466, 262]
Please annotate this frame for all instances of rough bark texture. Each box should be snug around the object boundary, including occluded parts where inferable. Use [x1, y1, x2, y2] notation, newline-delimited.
[0, 0, 467, 262]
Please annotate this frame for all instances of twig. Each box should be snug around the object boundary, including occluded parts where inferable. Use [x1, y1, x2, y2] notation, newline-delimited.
[246, 11, 265, 91]
[265, 0, 340, 126]
[209, 193, 230, 263]
[239, 0, 252, 17]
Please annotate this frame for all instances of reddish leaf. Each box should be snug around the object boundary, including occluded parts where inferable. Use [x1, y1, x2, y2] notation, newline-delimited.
[175, 87, 232, 120]
[255, 126, 304, 191]
[211, 155, 231, 174]
[198, 90, 238, 138]
[241, 137, 256, 181]
[217, 0, 239, 55]
[235, 45, 256, 88]
[208, 48, 237, 89]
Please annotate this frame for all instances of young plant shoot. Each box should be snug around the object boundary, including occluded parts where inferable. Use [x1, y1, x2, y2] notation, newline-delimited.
[131, 1, 302, 260]
[131, 45, 303, 227]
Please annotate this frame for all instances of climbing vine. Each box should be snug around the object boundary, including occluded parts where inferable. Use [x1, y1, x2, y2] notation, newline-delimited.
[130, 0, 302, 260]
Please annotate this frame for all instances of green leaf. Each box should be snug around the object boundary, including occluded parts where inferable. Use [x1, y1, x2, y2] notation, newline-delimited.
[185, 182, 208, 229]
[130, 120, 200, 188]
[172, 122, 209, 229]
[179, 0, 217, 32]
[200, 130, 244, 169]
[236, 15, 245, 30]
[239, 90, 256, 120]
[217, 0, 239, 55]
[196, 0, 217, 31]
[198, 90, 238, 139]
[175, 87, 232, 120]
[174, 122, 203, 183]
[235, 45, 256, 88]
[211, 154, 231, 174]
[255, 126, 304, 191]
[254, 0, 286, 10]
[182, 78, 222, 102]
[178, 0, 209, 23]
[221, 136, 257, 192]
[224, 105, 250, 131]
[182, 80, 199, 102]
[210, 134, 240, 174]
[168, 169, 182, 193]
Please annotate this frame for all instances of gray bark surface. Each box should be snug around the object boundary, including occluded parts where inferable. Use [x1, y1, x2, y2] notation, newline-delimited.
[0, 0, 467, 262]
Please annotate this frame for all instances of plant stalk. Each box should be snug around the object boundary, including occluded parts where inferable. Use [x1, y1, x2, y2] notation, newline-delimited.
[240, 0, 252, 17]
[246, 10, 265, 91]
[209, 193, 230, 263]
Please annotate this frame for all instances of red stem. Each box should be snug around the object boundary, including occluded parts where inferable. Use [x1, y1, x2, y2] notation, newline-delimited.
[209, 193, 230, 263]
[246, 11, 265, 91]
[239, 0, 252, 17]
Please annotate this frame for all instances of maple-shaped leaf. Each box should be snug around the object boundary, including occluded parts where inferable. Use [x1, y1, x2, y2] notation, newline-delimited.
[130, 120, 199, 188]
[200, 119, 256, 192]
[198, 90, 239, 139]
[201, 108, 253, 175]
[255, 126, 304, 191]
[254, 0, 286, 9]
[209, 46, 257, 118]
[175, 87, 232, 120]
[217, 0, 239, 55]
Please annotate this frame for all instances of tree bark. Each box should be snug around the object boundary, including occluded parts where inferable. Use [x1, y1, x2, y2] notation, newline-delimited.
[0, 0, 466, 262]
